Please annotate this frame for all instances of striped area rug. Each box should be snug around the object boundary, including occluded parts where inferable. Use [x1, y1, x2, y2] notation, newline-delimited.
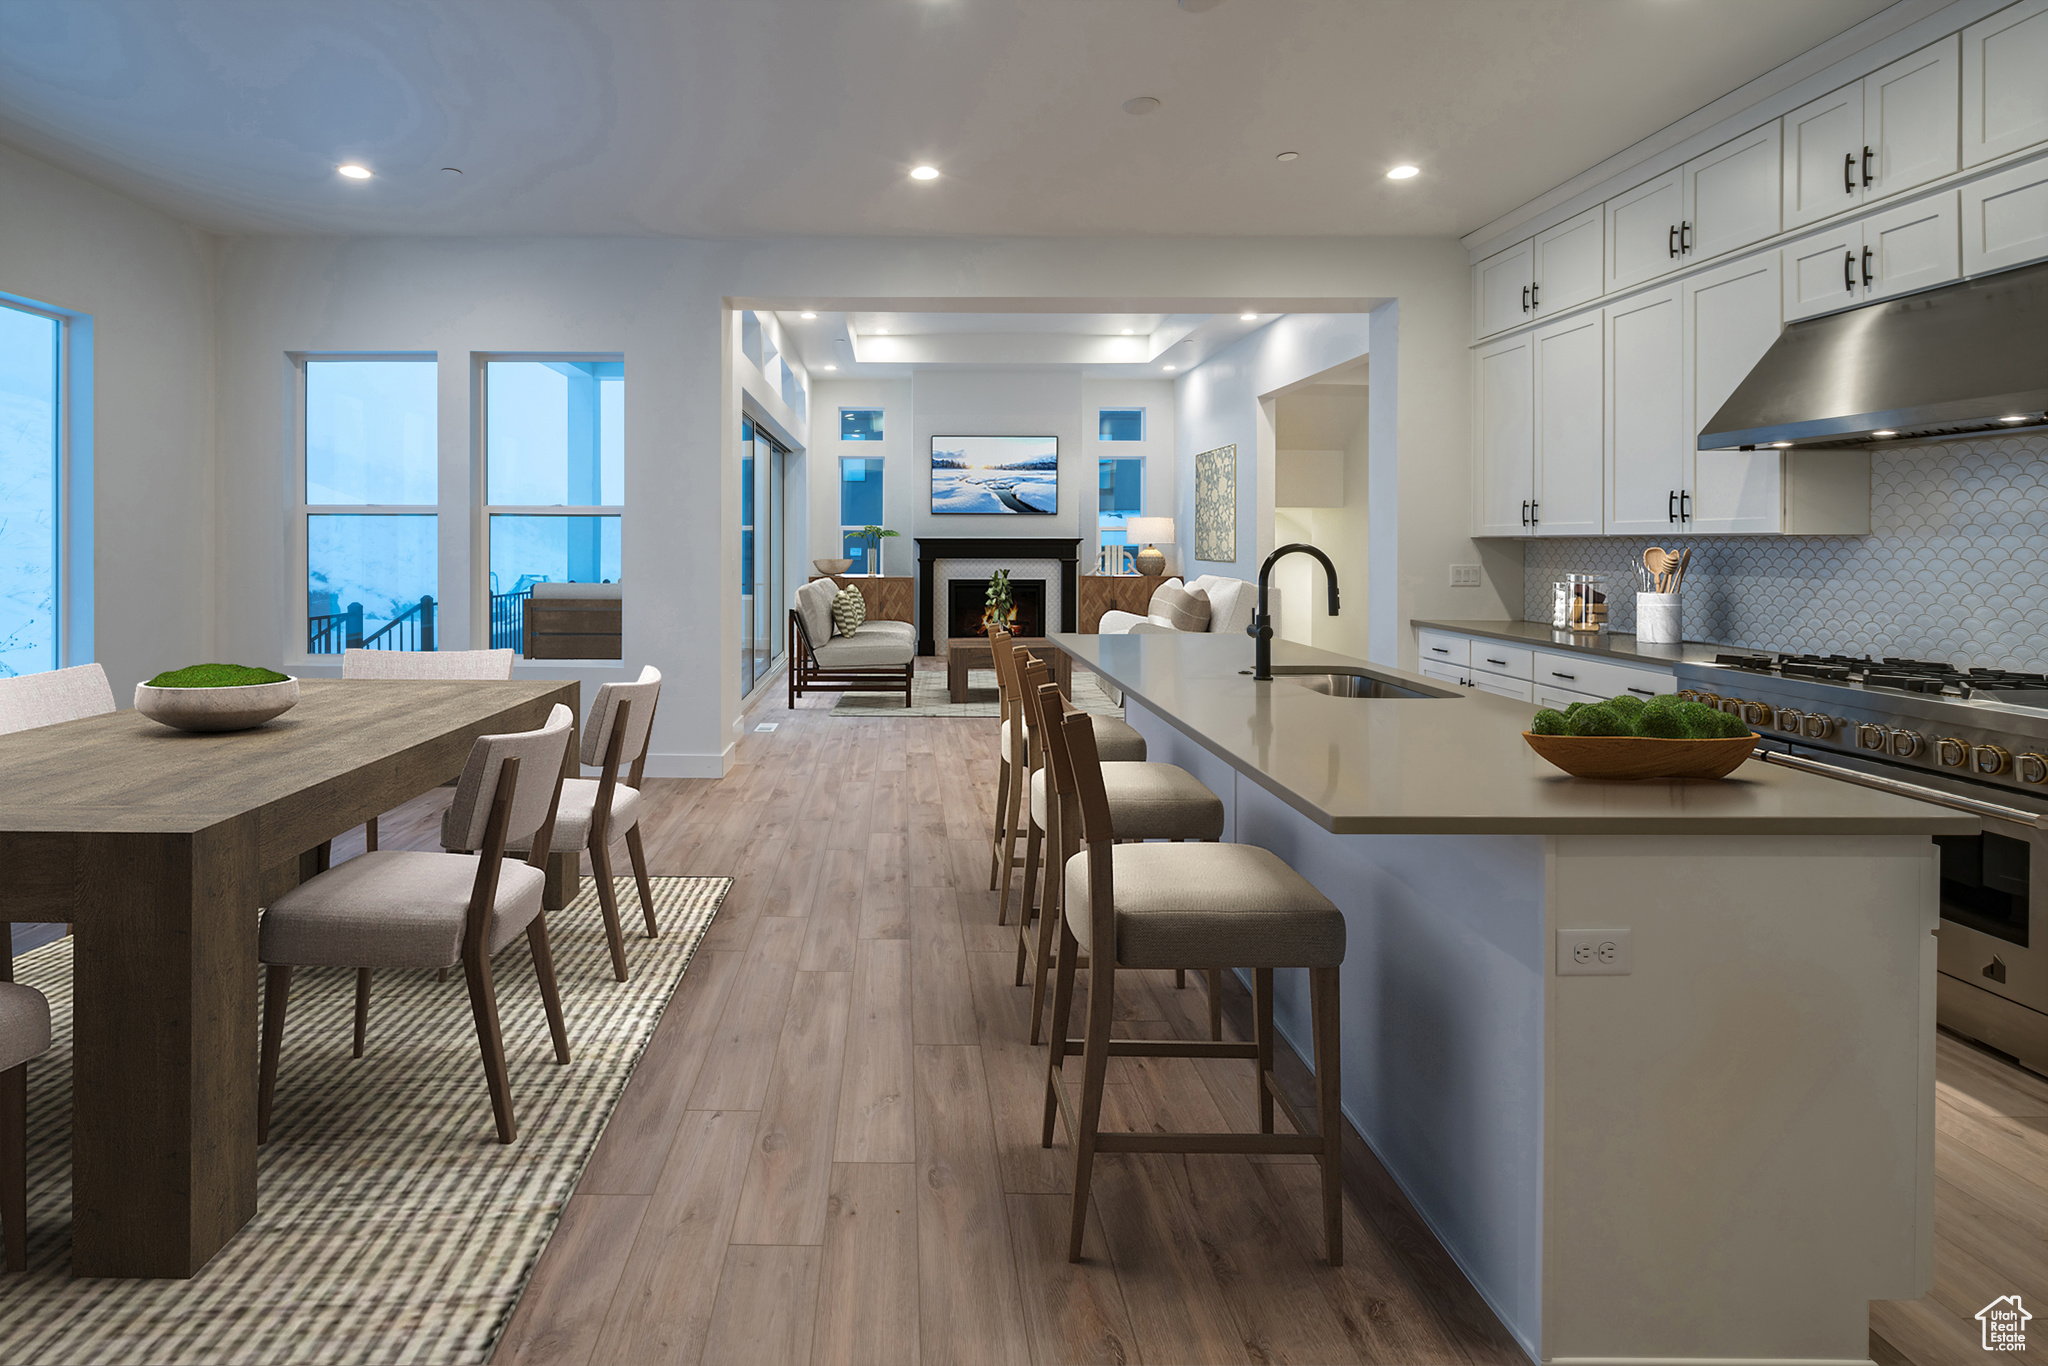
[0, 874, 730, 1366]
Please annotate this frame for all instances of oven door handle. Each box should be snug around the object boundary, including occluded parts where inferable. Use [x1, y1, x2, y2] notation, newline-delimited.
[1752, 748, 2045, 828]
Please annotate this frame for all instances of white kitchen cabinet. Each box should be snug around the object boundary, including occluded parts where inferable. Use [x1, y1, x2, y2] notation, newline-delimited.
[1606, 168, 1686, 293]
[1530, 206, 1605, 319]
[1784, 83, 1865, 230]
[1864, 37, 1960, 201]
[1864, 190, 1960, 300]
[1535, 682, 1604, 712]
[1474, 333, 1535, 536]
[1470, 673, 1535, 703]
[1418, 631, 1470, 667]
[1683, 121, 1782, 264]
[1474, 238, 1536, 340]
[1605, 286, 1688, 537]
[1686, 251, 1785, 533]
[1532, 312, 1604, 536]
[1784, 223, 1865, 319]
[1963, 0, 2048, 168]
[1419, 660, 1468, 690]
[1962, 152, 2048, 275]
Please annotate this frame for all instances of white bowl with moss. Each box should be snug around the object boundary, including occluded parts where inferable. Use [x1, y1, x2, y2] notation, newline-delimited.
[134, 665, 299, 732]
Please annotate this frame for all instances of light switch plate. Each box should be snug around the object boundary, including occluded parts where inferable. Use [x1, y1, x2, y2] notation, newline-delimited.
[1556, 928, 1631, 975]
[1449, 564, 1482, 587]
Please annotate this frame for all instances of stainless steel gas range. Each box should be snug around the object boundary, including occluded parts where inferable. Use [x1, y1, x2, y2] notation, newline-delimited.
[1677, 652, 2048, 1074]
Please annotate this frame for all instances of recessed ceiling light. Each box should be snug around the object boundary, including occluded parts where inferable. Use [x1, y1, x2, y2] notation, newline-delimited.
[1386, 164, 1420, 180]
[1123, 96, 1161, 116]
[823, 364, 837, 371]
[910, 165, 940, 181]
[1120, 328, 1134, 335]
[1240, 312, 1257, 321]
[1275, 151, 1299, 162]
[875, 328, 888, 334]
[1162, 364, 1177, 372]
[337, 163, 372, 180]
[800, 311, 817, 319]
[1873, 430, 1898, 437]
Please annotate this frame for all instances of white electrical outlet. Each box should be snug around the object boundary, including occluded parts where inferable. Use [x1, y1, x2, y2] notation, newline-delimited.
[1556, 928, 1632, 976]
[1449, 564, 1482, 587]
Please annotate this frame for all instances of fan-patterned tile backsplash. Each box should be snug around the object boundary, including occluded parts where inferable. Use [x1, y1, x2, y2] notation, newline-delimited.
[1523, 433, 2048, 672]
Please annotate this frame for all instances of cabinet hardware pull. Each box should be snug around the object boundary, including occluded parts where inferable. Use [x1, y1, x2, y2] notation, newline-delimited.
[1680, 221, 1692, 253]
[1522, 285, 1530, 313]
[1862, 245, 1873, 287]
[1530, 282, 1539, 308]
[1520, 500, 1529, 527]
[1431, 647, 1449, 655]
[1668, 224, 1678, 258]
[1486, 657, 1508, 666]
[1530, 500, 1538, 525]
[1844, 251, 1855, 293]
[1680, 489, 1691, 522]
[1668, 489, 1677, 523]
[1844, 152, 1856, 195]
[1627, 687, 1655, 696]
[1552, 671, 1577, 680]
[1862, 145, 1874, 187]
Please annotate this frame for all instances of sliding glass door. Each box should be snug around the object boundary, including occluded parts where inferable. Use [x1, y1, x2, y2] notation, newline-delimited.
[740, 416, 788, 696]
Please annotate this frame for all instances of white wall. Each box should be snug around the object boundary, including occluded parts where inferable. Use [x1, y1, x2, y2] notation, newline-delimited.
[1275, 382, 1369, 650]
[0, 140, 218, 696]
[912, 369, 1084, 542]
[809, 376, 912, 575]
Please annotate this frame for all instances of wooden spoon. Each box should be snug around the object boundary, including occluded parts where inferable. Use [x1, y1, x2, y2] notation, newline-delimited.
[1643, 547, 1666, 593]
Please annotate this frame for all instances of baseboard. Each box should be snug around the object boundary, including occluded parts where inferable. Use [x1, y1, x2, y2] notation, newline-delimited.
[643, 746, 735, 779]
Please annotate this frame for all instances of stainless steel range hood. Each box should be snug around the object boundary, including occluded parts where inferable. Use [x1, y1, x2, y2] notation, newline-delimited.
[1699, 258, 2048, 450]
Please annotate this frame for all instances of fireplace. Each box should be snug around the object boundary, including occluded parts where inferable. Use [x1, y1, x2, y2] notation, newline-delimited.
[947, 578, 1046, 640]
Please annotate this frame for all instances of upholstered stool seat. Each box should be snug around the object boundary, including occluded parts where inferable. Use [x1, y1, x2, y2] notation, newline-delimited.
[0, 986, 51, 1074]
[1028, 763, 1222, 843]
[0, 980, 51, 1273]
[263, 851, 548, 969]
[1019, 714, 1146, 763]
[1063, 842, 1343, 970]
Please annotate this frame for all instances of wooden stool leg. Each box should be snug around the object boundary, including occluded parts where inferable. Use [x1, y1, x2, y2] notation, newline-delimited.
[462, 949, 517, 1144]
[1208, 967, 1224, 1041]
[1254, 968, 1276, 1133]
[996, 766, 1025, 925]
[1, 1062, 24, 1272]
[1016, 818, 1042, 938]
[1175, 968, 1186, 989]
[589, 834, 630, 982]
[1311, 964, 1343, 1266]
[1028, 846, 1068, 1046]
[365, 816, 378, 852]
[988, 755, 1010, 890]
[1066, 956, 1117, 1262]
[353, 968, 371, 1058]
[624, 824, 659, 938]
[527, 913, 572, 1064]
[1042, 915, 1083, 1148]
[258, 965, 292, 1144]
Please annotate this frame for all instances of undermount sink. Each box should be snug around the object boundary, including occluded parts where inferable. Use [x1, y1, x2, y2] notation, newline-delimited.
[1267, 668, 1449, 700]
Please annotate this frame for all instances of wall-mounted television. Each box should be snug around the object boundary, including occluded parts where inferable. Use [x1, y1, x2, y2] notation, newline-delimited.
[930, 435, 1058, 515]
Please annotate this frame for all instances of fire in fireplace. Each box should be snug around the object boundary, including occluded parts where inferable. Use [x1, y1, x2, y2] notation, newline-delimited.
[947, 578, 1046, 639]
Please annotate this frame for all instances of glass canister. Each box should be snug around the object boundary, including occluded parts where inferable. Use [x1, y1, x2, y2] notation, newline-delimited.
[1565, 572, 1609, 633]
[1551, 580, 1570, 629]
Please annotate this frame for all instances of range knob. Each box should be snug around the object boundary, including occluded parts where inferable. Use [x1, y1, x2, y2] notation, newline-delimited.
[1777, 707, 1806, 733]
[1680, 690, 1712, 705]
[1973, 744, 2012, 776]
[1739, 701, 1773, 725]
[2016, 752, 2048, 785]
[1935, 737, 1970, 767]
[1856, 722, 1887, 750]
[1801, 713, 1837, 739]
[1888, 729, 1925, 759]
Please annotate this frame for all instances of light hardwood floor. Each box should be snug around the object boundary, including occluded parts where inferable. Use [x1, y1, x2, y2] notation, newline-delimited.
[349, 662, 2047, 1366]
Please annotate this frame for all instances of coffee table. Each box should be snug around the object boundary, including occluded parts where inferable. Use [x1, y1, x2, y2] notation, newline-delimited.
[947, 636, 1070, 703]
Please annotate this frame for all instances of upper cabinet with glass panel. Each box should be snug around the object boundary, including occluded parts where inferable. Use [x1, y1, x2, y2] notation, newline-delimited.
[305, 359, 437, 504]
[485, 361, 625, 506]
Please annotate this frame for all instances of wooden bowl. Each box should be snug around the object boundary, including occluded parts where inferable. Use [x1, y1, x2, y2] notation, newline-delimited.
[1522, 730, 1758, 780]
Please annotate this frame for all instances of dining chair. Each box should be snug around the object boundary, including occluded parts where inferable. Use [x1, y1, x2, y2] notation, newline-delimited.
[0, 949, 52, 1273]
[0, 662, 115, 734]
[340, 648, 518, 851]
[444, 666, 662, 981]
[257, 703, 574, 1144]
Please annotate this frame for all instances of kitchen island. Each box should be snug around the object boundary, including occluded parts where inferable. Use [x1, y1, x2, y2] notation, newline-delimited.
[1055, 629, 1974, 1366]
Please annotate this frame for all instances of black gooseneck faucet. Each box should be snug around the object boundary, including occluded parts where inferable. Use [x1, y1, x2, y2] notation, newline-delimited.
[1250, 542, 1339, 681]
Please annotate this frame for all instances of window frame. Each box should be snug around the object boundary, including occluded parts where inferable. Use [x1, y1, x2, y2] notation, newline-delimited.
[839, 407, 885, 442]
[0, 295, 69, 674]
[1097, 455, 1145, 538]
[1097, 407, 1145, 442]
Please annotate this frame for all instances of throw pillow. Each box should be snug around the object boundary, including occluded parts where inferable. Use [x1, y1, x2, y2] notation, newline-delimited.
[831, 583, 868, 637]
[1147, 581, 1212, 633]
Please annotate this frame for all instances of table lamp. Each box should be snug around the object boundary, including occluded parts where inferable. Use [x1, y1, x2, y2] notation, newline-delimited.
[1127, 517, 1175, 576]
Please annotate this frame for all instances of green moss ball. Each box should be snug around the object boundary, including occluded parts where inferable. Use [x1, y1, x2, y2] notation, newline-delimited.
[1562, 701, 1588, 718]
[1637, 706, 1692, 738]
[1530, 708, 1569, 736]
[145, 663, 291, 689]
[1566, 703, 1635, 737]
[1607, 694, 1649, 721]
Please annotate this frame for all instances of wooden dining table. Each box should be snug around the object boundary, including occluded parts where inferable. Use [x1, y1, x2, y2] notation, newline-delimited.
[0, 677, 579, 1278]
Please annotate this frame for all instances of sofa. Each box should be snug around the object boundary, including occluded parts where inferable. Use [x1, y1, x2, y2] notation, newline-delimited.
[1096, 574, 1276, 637]
[788, 577, 917, 707]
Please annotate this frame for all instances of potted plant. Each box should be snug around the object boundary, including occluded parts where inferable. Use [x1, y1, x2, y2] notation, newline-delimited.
[853, 525, 899, 576]
[985, 568, 1015, 635]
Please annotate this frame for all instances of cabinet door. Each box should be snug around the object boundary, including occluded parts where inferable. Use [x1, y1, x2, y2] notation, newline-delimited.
[1962, 152, 2048, 275]
[1686, 252, 1785, 534]
[1419, 660, 1469, 689]
[1865, 191, 1959, 301]
[1784, 83, 1864, 230]
[1684, 122, 1782, 263]
[1865, 37, 1959, 202]
[1532, 313, 1604, 536]
[1963, 0, 2048, 168]
[1470, 673, 1534, 703]
[1605, 286, 1688, 537]
[1531, 206, 1604, 318]
[1605, 169, 1685, 292]
[1473, 334, 1534, 537]
[1536, 683, 1604, 711]
[1784, 224, 1864, 320]
[1474, 239, 1534, 339]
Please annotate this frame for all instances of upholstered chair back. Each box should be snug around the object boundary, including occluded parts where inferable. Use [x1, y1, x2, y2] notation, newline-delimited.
[443, 704, 574, 853]
[342, 648, 516, 680]
[0, 663, 116, 735]
[580, 665, 662, 769]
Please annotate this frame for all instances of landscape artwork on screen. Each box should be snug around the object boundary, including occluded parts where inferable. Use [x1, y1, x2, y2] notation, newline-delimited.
[930, 435, 1058, 515]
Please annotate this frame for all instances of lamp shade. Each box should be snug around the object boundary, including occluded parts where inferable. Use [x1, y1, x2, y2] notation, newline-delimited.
[1127, 517, 1176, 545]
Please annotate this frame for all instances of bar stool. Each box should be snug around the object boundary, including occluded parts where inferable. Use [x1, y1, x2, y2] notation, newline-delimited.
[1011, 661, 1227, 1045]
[986, 630, 1143, 925]
[0, 975, 52, 1272]
[1038, 692, 1347, 1266]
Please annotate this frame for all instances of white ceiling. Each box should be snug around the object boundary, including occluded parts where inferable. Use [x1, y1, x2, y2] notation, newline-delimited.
[0, 0, 1901, 238]
[776, 309, 1282, 376]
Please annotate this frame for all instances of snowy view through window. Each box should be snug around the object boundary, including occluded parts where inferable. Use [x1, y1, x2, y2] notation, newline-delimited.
[0, 303, 58, 677]
[930, 435, 1057, 515]
[486, 361, 624, 610]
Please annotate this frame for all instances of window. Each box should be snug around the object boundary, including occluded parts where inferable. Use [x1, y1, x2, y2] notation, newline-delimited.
[1098, 456, 1144, 545]
[741, 416, 788, 696]
[840, 457, 886, 572]
[840, 408, 883, 441]
[0, 301, 61, 677]
[484, 360, 624, 653]
[303, 358, 439, 652]
[1098, 408, 1144, 442]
